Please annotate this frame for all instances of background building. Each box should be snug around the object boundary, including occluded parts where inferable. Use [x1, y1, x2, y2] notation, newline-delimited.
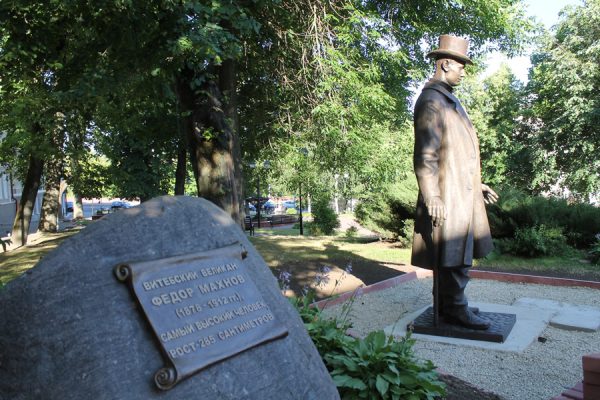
[0, 166, 44, 237]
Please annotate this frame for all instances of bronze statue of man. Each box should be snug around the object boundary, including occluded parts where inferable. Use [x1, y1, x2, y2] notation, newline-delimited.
[411, 35, 498, 330]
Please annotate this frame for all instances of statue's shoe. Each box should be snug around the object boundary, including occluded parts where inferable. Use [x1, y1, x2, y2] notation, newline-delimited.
[439, 303, 479, 315]
[443, 309, 490, 330]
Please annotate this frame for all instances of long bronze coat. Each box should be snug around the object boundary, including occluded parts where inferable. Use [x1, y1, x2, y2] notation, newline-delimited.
[411, 80, 493, 269]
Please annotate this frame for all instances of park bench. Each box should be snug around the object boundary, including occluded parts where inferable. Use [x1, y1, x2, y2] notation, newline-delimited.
[267, 214, 299, 226]
[244, 216, 255, 235]
[550, 353, 600, 400]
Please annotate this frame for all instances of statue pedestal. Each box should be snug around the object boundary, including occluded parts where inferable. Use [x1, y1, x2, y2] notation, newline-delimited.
[409, 307, 516, 343]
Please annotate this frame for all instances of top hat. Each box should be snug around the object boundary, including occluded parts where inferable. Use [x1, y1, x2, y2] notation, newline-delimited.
[427, 35, 473, 65]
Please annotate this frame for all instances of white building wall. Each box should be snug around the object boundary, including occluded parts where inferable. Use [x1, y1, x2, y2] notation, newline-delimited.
[0, 167, 16, 236]
[0, 166, 44, 237]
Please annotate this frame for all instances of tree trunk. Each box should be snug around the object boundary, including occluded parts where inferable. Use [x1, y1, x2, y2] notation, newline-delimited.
[73, 193, 84, 220]
[38, 161, 61, 232]
[11, 153, 44, 247]
[219, 59, 244, 220]
[68, 115, 87, 220]
[58, 180, 68, 221]
[191, 81, 239, 222]
[174, 137, 187, 195]
[39, 112, 66, 233]
[176, 66, 241, 224]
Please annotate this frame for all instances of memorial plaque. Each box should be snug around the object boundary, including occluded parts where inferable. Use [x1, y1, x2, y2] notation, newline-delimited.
[1, 197, 339, 400]
[114, 242, 288, 390]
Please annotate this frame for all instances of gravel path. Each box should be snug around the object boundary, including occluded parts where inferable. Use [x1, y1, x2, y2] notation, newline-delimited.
[322, 277, 600, 400]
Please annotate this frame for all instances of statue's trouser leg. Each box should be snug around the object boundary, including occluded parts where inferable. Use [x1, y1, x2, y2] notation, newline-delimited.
[438, 265, 470, 313]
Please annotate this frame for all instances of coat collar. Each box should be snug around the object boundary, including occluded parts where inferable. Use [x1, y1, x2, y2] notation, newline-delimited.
[423, 80, 478, 149]
[424, 79, 461, 108]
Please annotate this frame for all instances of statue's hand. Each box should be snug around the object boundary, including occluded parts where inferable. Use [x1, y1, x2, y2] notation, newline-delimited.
[426, 196, 447, 227]
[482, 184, 499, 204]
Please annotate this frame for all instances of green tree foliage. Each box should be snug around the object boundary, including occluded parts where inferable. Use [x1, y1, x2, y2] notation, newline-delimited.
[309, 195, 340, 236]
[526, 0, 600, 199]
[458, 64, 526, 188]
[355, 178, 418, 245]
[67, 155, 109, 200]
[0, 1, 175, 243]
[247, 1, 533, 209]
[1, 0, 535, 244]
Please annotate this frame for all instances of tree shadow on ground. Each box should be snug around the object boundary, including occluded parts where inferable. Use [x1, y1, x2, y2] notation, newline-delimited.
[0, 233, 78, 285]
[265, 241, 408, 300]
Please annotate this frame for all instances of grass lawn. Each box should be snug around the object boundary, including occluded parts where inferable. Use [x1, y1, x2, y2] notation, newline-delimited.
[2, 224, 598, 296]
[0, 229, 82, 286]
[475, 248, 600, 281]
[251, 230, 410, 265]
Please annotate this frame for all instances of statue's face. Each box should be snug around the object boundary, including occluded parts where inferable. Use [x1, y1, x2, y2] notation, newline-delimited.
[444, 59, 466, 87]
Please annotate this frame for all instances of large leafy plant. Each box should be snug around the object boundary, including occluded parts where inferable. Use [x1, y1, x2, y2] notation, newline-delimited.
[291, 290, 445, 399]
[327, 331, 444, 400]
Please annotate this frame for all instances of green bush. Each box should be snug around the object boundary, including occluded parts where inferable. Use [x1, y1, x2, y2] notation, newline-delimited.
[496, 225, 569, 257]
[397, 219, 415, 248]
[311, 196, 340, 235]
[303, 221, 322, 236]
[345, 226, 359, 238]
[291, 294, 446, 400]
[488, 188, 600, 249]
[355, 179, 418, 245]
[285, 207, 297, 215]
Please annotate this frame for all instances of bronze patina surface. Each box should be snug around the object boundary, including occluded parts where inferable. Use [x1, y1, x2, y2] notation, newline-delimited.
[409, 307, 516, 343]
[115, 242, 288, 390]
[411, 34, 508, 332]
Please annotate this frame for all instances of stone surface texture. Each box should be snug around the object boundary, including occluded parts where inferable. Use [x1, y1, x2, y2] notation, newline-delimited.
[0, 196, 339, 400]
[513, 297, 600, 332]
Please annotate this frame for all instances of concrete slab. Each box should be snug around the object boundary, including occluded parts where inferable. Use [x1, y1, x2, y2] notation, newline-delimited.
[384, 302, 554, 353]
[513, 297, 600, 332]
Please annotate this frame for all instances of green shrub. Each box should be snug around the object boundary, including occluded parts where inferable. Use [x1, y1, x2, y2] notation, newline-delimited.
[291, 293, 352, 357]
[311, 196, 340, 235]
[302, 221, 327, 236]
[563, 204, 600, 248]
[355, 179, 418, 245]
[397, 219, 414, 248]
[304, 222, 322, 236]
[291, 294, 445, 400]
[497, 225, 569, 257]
[487, 188, 600, 249]
[285, 207, 297, 215]
[345, 226, 359, 238]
